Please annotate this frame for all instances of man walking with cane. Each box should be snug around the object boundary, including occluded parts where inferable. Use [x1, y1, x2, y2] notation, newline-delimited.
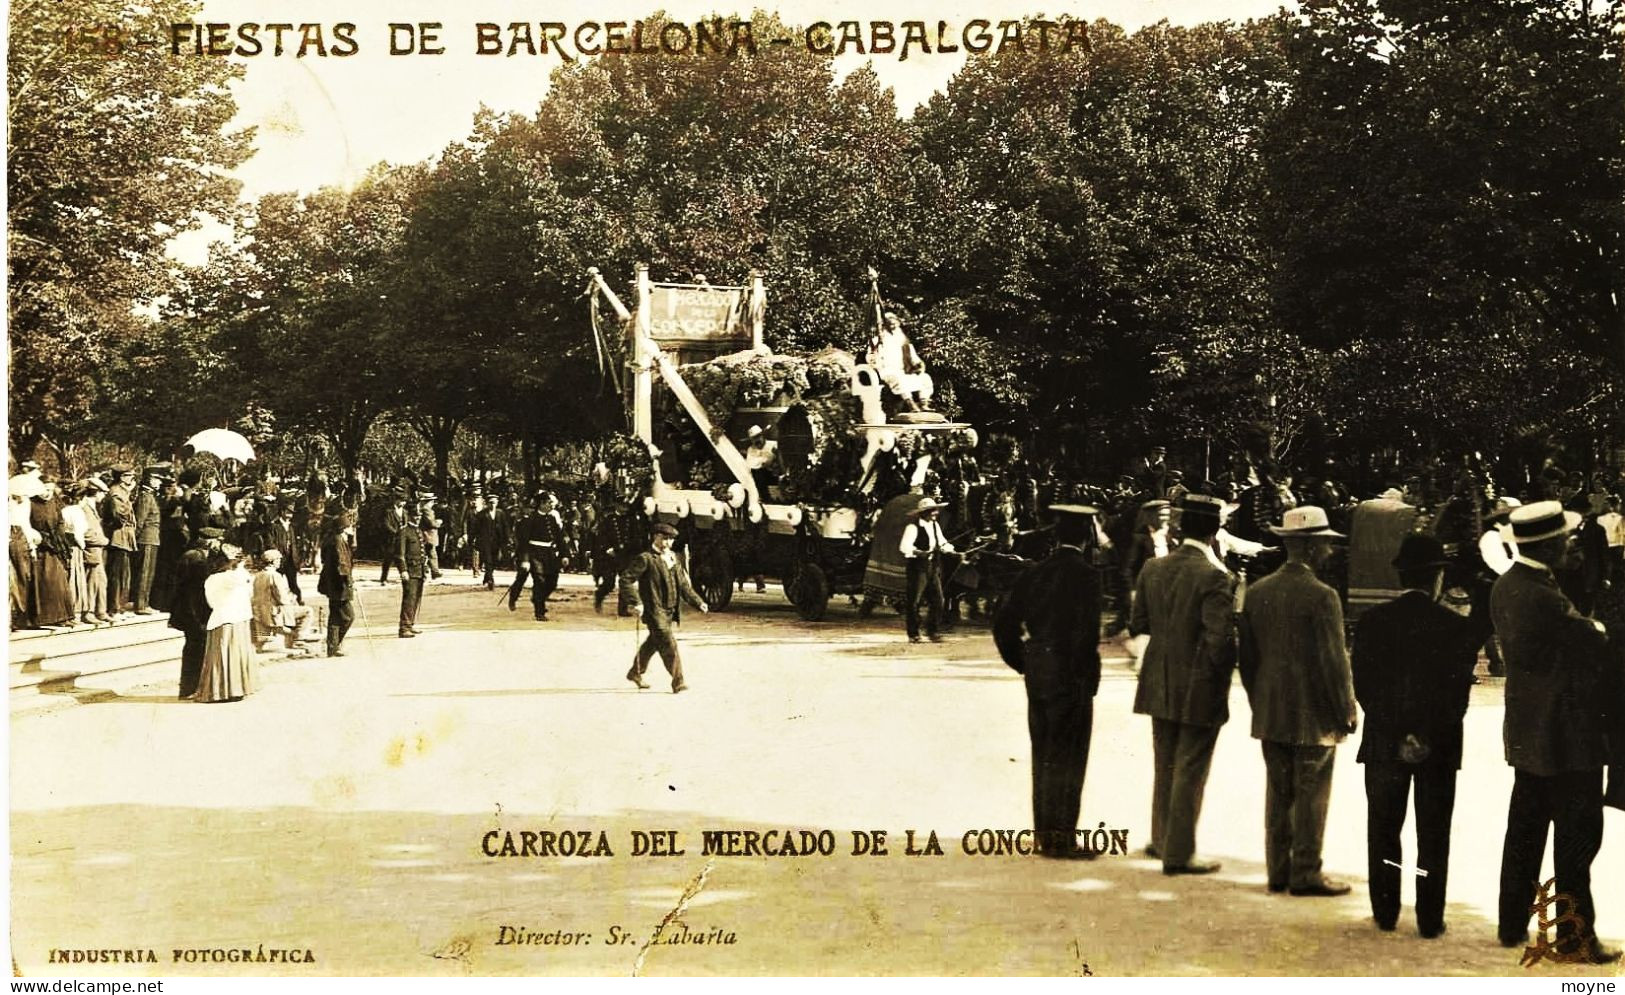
[620, 523, 707, 693]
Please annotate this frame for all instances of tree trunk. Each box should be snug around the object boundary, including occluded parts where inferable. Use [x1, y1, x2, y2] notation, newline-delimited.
[327, 400, 376, 477]
[406, 413, 461, 494]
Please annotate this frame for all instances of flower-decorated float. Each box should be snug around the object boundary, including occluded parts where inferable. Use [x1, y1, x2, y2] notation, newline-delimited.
[584, 265, 978, 619]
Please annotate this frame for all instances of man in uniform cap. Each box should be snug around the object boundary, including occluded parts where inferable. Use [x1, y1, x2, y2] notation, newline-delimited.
[1129, 493, 1235, 874]
[993, 505, 1105, 858]
[620, 523, 707, 693]
[394, 497, 431, 639]
[130, 468, 165, 614]
[899, 497, 956, 644]
[1492, 501, 1620, 962]
[507, 492, 565, 621]
[1353, 533, 1490, 938]
[101, 465, 138, 615]
[1240, 506, 1357, 896]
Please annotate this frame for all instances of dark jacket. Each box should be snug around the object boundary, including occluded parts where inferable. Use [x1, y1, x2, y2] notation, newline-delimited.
[133, 487, 162, 546]
[269, 519, 298, 565]
[1131, 542, 1236, 728]
[394, 525, 429, 579]
[620, 548, 703, 627]
[1353, 589, 1489, 769]
[166, 544, 214, 633]
[992, 545, 1103, 694]
[318, 533, 355, 602]
[1492, 561, 1613, 775]
[102, 486, 137, 551]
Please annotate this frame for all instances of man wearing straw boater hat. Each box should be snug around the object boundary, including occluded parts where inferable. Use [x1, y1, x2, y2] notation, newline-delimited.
[1352, 533, 1490, 939]
[993, 504, 1104, 859]
[1239, 505, 1357, 897]
[1129, 493, 1235, 875]
[1491, 500, 1620, 963]
[899, 497, 956, 644]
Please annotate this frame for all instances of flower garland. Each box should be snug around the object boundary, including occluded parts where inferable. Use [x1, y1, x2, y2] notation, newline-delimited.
[679, 352, 852, 426]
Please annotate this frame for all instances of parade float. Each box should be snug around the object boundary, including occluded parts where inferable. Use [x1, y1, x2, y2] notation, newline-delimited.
[584, 265, 978, 619]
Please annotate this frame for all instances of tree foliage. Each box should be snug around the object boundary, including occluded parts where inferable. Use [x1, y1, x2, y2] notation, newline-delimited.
[6, 0, 250, 458]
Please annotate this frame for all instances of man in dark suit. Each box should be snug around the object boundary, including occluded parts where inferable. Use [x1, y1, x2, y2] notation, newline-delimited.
[394, 497, 431, 639]
[1492, 501, 1621, 963]
[268, 501, 302, 602]
[508, 492, 566, 621]
[1130, 493, 1235, 874]
[131, 467, 163, 614]
[1353, 534, 1490, 938]
[101, 466, 138, 614]
[620, 523, 707, 693]
[993, 505, 1105, 859]
[318, 506, 358, 657]
[596, 499, 645, 615]
[468, 492, 498, 589]
[379, 488, 408, 584]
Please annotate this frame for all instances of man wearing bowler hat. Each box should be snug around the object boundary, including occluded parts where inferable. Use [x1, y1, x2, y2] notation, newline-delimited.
[993, 504, 1105, 858]
[1240, 505, 1357, 897]
[1492, 500, 1620, 962]
[899, 497, 956, 644]
[1353, 533, 1490, 938]
[1130, 493, 1235, 875]
[620, 523, 707, 693]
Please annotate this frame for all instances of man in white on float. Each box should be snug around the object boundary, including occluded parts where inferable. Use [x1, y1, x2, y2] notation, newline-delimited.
[870, 311, 933, 412]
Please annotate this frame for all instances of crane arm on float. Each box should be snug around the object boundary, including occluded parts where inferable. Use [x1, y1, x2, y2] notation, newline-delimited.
[586, 266, 762, 512]
[643, 341, 762, 511]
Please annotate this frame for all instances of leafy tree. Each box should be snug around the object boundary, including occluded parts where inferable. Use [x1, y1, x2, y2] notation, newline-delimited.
[909, 16, 1296, 467]
[215, 164, 428, 474]
[1262, 0, 1625, 457]
[7, 0, 250, 459]
[495, 12, 918, 355]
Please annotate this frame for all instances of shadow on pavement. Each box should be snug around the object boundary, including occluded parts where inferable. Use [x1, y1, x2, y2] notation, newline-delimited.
[11, 804, 1578, 978]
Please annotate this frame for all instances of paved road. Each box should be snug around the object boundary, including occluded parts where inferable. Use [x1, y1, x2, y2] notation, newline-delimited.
[9, 572, 1623, 977]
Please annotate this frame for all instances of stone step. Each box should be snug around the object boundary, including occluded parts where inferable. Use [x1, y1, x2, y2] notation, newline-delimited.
[10, 610, 172, 644]
[10, 637, 188, 717]
[10, 619, 183, 686]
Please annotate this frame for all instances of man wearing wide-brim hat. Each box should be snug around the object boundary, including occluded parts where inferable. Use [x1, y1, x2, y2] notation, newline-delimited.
[1129, 493, 1235, 875]
[899, 498, 956, 645]
[1352, 533, 1491, 939]
[1239, 506, 1358, 897]
[994, 504, 1105, 859]
[1490, 500, 1620, 962]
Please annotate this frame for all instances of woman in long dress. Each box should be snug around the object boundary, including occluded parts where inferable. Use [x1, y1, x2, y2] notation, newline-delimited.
[29, 486, 76, 627]
[195, 548, 260, 703]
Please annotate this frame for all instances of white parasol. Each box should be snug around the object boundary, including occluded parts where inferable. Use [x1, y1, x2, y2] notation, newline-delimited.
[8, 474, 47, 499]
[184, 428, 256, 464]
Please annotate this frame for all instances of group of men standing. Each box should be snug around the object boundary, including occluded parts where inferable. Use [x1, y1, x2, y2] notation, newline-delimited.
[995, 492, 1620, 963]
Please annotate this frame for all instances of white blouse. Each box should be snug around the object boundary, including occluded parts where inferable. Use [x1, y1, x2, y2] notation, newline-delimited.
[204, 565, 255, 629]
